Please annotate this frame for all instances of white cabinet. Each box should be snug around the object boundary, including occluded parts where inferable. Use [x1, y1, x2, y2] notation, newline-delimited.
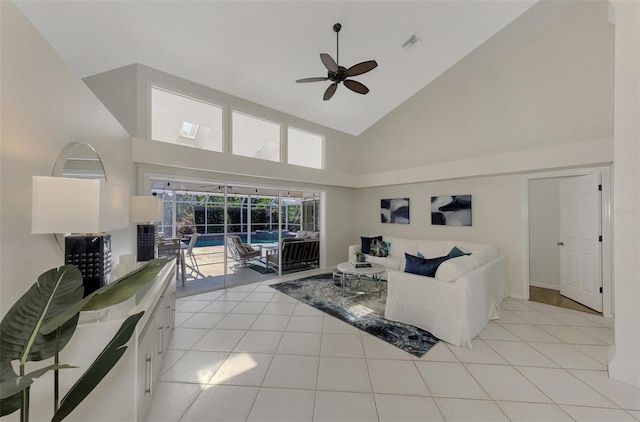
[20, 260, 177, 422]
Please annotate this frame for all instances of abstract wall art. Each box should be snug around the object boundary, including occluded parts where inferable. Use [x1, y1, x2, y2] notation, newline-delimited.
[431, 195, 472, 226]
[381, 198, 410, 224]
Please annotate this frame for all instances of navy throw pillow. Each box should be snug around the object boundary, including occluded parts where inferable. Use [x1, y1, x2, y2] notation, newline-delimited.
[448, 246, 471, 259]
[361, 236, 382, 255]
[404, 253, 450, 277]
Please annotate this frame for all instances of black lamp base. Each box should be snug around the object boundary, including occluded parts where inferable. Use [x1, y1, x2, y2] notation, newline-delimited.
[65, 234, 112, 297]
[137, 224, 158, 261]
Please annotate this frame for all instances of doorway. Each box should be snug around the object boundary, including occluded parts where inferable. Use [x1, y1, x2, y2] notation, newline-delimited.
[523, 167, 612, 317]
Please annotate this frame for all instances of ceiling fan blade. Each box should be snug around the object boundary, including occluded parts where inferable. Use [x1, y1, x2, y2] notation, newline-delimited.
[323, 83, 338, 101]
[296, 77, 329, 83]
[346, 60, 378, 77]
[344, 79, 369, 95]
[320, 53, 338, 73]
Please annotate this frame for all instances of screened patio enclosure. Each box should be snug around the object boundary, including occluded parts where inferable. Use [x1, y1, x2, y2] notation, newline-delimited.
[151, 182, 321, 296]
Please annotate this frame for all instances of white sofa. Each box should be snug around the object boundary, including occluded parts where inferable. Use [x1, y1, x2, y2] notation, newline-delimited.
[348, 237, 507, 347]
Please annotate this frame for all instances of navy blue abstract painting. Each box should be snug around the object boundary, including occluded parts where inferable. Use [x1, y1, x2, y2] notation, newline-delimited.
[431, 195, 472, 226]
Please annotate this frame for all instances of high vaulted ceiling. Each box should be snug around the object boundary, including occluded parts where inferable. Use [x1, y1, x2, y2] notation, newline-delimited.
[15, 1, 537, 136]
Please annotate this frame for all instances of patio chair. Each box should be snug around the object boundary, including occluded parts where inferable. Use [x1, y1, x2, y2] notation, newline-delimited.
[227, 235, 262, 269]
[181, 232, 200, 273]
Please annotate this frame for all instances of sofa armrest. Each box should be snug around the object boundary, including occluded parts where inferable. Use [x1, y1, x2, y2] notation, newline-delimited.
[348, 244, 361, 262]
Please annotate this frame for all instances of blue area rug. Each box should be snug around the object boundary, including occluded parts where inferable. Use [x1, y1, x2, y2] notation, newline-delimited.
[270, 273, 439, 357]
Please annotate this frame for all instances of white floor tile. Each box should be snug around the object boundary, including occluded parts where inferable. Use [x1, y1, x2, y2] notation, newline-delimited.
[510, 310, 566, 325]
[253, 284, 278, 293]
[496, 401, 573, 421]
[321, 333, 365, 358]
[233, 330, 283, 354]
[500, 323, 563, 343]
[322, 316, 360, 334]
[627, 409, 640, 420]
[215, 291, 250, 301]
[261, 354, 319, 389]
[269, 292, 298, 303]
[160, 349, 186, 375]
[434, 397, 509, 421]
[215, 313, 259, 330]
[226, 284, 259, 292]
[484, 340, 558, 367]
[159, 350, 227, 384]
[538, 325, 606, 345]
[528, 342, 606, 370]
[465, 363, 551, 403]
[500, 299, 537, 311]
[209, 352, 274, 386]
[548, 311, 606, 327]
[261, 301, 296, 315]
[560, 405, 638, 421]
[448, 339, 509, 365]
[314, 391, 378, 422]
[244, 292, 275, 302]
[497, 310, 529, 324]
[574, 326, 615, 345]
[277, 332, 322, 356]
[375, 394, 444, 422]
[293, 302, 325, 316]
[286, 315, 324, 333]
[201, 300, 241, 313]
[478, 322, 520, 341]
[181, 385, 258, 422]
[569, 369, 640, 410]
[579, 312, 614, 327]
[192, 290, 225, 301]
[524, 301, 573, 313]
[362, 334, 413, 360]
[572, 344, 610, 365]
[230, 301, 268, 314]
[317, 357, 372, 393]
[411, 341, 459, 362]
[175, 300, 211, 313]
[166, 327, 209, 350]
[516, 366, 617, 408]
[414, 362, 489, 399]
[175, 312, 195, 326]
[246, 387, 315, 422]
[147, 381, 203, 422]
[180, 312, 226, 329]
[191, 329, 246, 352]
[249, 314, 291, 331]
[367, 359, 429, 395]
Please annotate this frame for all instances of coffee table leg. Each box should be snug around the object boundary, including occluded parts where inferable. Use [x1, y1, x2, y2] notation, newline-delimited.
[341, 272, 346, 295]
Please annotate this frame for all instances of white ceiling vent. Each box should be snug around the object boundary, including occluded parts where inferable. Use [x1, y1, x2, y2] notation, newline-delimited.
[402, 34, 421, 50]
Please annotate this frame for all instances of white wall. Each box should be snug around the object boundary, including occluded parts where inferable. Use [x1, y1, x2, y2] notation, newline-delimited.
[609, 0, 640, 388]
[529, 178, 561, 290]
[0, 1, 135, 314]
[356, 0, 613, 174]
[353, 175, 524, 296]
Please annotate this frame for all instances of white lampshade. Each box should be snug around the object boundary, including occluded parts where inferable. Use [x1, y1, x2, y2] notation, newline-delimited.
[130, 196, 163, 223]
[32, 176, 129, 234]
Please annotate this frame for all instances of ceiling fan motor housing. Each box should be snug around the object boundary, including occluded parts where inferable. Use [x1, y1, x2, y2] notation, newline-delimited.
[328, 66, 348, 83]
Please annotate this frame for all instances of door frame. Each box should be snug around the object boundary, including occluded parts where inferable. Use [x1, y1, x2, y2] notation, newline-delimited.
[521, 166, 613, 318]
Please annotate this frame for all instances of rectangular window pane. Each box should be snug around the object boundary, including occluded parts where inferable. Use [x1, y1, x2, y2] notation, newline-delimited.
[232, 111, 280, 162]
[288, 127, 323, 169]
[151, 87, 223, 152]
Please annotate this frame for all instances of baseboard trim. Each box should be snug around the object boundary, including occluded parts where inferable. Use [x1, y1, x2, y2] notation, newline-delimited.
[609, 355, 640, 388]
[530, 282, 560, 291]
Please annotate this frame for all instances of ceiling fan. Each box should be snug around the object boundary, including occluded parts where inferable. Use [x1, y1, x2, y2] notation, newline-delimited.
[296, 23, 378, 101]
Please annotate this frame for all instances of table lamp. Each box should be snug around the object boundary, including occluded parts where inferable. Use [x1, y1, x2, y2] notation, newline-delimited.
[31, 176, 129, 296]
[129, 195, 163, 261]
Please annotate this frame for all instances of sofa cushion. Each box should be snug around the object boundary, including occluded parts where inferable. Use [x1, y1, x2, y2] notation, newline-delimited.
[368, 255, 401, 271]
[404, 253, 449, 277]
[416, 240, 453, 258]
[388, 237, 418, 259]
[371, 239, 390, 257]
[447, 246, 470, 259]
[361, 236, 382, 255]
[435, 255, 476, 282]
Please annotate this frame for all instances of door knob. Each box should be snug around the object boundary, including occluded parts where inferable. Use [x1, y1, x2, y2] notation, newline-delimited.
[557, 242, 564, 246]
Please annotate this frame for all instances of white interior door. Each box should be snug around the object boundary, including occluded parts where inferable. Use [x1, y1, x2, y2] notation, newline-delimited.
[559, 173, 602, 312]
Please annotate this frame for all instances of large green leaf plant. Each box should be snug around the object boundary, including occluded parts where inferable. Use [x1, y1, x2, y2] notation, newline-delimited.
[0, 257, 172, 421]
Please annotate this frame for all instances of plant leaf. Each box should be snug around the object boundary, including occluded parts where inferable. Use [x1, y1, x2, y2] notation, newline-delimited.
[0, 266, 83, 363]
[41, 257, 172, 334]
[0, 362, 74, 400]
[52, 312, 145, 422]
[82, 257, 171, 311]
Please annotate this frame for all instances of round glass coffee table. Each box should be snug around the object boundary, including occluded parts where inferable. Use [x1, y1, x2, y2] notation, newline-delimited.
[336, 262, 386, 295]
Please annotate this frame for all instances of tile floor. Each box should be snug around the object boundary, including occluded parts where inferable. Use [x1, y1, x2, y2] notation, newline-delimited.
[148, 277, 640, 422]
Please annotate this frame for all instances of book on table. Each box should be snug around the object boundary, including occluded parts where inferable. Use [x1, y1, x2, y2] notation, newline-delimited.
[351, 262, 372, 268]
